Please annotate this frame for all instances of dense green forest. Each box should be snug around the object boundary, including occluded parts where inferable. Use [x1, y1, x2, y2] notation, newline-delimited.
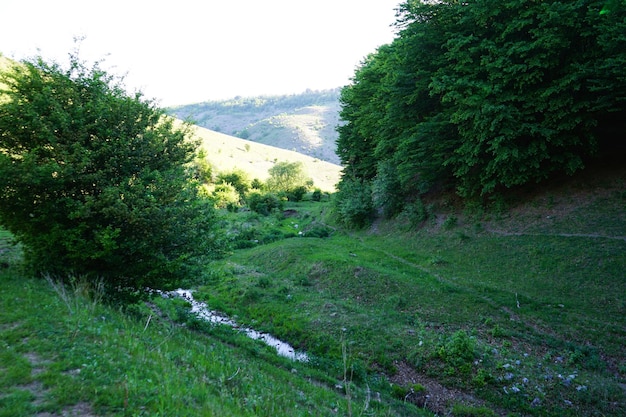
[334, 0, 626, 227]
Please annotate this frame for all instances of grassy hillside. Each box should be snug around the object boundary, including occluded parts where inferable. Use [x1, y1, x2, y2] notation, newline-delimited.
[168, 89, 341, 164]
[191, 163, 626, 416]
[3, 164, 622, 416]
[187, 121, 342, 192]
[0, 234, 425, 416]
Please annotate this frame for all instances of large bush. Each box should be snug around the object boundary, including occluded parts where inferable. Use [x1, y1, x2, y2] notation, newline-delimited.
[216, 169, 251, 197]
[0, 54, 224, 295]
[246, 191, 284, 216]
[332, 176, 374, 228]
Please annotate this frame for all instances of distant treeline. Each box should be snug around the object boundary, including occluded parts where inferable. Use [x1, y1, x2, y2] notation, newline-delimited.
[170, 88, 340, 115]
[333, 0, 626, 227]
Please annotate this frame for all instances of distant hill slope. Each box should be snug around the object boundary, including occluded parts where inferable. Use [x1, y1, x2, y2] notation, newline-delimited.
[185, 121, 342, 192]
[167, 89, 342, 164]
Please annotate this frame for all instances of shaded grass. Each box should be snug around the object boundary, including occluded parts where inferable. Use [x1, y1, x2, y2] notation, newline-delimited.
[195, 196, 626, 416]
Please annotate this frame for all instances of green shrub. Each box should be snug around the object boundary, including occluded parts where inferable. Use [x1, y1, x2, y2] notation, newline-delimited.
[285, 185, 309, 202]
[401, 197, 429, 227]
[212, 183, 241, 209]
[246, 191, 284, 216]
[332, 176, 374, 228]
[311, 188, 322, 202]
[372, 160, 404, 219]
[216, 169, 251, 197]
[438, 331, 477, 373]
[251, 178, 264, 190]
[188, 148, 213, 184]
[0, 53, 224, 296]
[265, 161, 312, 193]
[442, 216, 458, 230]
[302, 225, 332, 238]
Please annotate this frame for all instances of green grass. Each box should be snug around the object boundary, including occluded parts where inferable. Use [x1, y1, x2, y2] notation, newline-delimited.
[1, 170, 625, 416]
[192, 185, 626, 416]
[0, 236, 427, 416]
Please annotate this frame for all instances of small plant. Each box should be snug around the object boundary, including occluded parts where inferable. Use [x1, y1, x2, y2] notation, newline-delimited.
[390, 383, 410, 400]
[451, 403, 497, 417]
[442, 216, 458, 230]
[311, 188, 322, 202]
[438, 331, 477, 374]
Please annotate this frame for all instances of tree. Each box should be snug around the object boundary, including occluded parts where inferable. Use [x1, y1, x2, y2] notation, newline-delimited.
[332, 175, 374, 229]
[265, 161, 312, 194]
[216, 169, 251, 197]
[0, 53, 225, 296]
[336, 0, 626, 203]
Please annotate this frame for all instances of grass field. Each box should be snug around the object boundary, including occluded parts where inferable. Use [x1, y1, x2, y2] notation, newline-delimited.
[1, 165, 624, 416]
[192, 165, 626, 416]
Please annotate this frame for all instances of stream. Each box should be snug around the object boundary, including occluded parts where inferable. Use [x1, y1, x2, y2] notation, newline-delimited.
[165, 289, 309, 362]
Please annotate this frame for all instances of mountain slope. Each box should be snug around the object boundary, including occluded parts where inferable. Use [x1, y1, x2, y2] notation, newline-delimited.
[168, 89, 341, 164]
[186, 122, 342, 192]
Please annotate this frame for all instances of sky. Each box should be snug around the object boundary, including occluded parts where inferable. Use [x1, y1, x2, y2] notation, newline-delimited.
[1, 0, 401, 106]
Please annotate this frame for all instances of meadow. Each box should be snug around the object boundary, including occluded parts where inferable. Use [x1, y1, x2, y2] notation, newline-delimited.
[1, 163, 624, 416]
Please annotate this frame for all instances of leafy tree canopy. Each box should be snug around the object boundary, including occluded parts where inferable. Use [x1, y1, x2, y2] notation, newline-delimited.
[265, 161, 313, 194]
[335, 0, 626, 226]
[0, 53, 225, 297]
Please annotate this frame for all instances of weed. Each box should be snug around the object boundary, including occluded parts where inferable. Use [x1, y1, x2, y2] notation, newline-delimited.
[451, 403, 497, 416]
[442, 216, 458, 230]
[437, 331, 477, 374]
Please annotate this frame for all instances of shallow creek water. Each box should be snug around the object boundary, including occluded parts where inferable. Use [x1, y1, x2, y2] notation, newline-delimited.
[166, 289, 308, 362]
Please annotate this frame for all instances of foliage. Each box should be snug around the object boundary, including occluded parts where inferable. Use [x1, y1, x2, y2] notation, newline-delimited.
[399, 197, 429, 228]
[189, 148, 213, 184]
[336, 0, 626, 208]
[216, 169, 252, 197]
[437, 331, 477, 375]
[284, 185, 308, 202]
[311, 188, 323, 202]
[332, 175, 374, 228]
[265, 161, 313, 194]
[372, 160, 404, 219]
[251, 178, 264, 190]
[246, 191, 284, 216]
[211, 182, 241, 211]
[0, 53, 224, 295]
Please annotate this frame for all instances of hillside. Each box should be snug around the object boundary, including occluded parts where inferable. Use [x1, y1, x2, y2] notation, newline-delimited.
[168, 89, 342, 164]
[185, 121, 343, 192]
[2, 165, 624, 416]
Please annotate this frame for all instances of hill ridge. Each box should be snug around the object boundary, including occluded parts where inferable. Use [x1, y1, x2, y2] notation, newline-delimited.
[185, 121, 342, 192]
[168, 89, 342, 164]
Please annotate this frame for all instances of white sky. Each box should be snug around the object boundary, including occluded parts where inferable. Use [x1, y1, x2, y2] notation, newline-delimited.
[1, 0, 400, 106]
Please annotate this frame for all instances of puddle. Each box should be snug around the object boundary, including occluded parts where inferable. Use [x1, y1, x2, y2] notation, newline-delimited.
[167, 289, 308, 362]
